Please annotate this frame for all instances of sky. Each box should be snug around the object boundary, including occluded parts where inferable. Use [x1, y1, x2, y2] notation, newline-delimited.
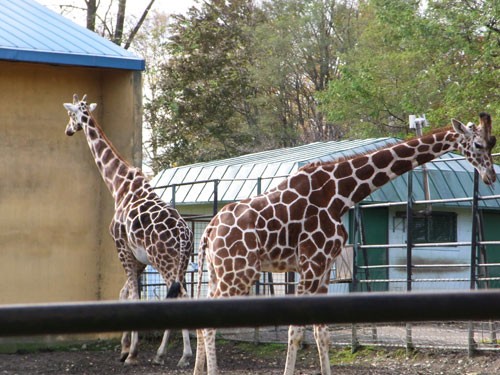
[37, 0, 197, 26]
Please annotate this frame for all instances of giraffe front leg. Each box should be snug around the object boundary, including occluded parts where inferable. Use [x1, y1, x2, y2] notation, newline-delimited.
[124, 331, 140, 365]
[152, 329, 171, 365]
[124, 276, 141, 365]
[177, 329, 193, 367]
[284, 325, 304, 375]
[314, 324, 331, 375]
[118, 281, 131, 362]
[119, 331, 131, 362]
[193, 329, 206, 375]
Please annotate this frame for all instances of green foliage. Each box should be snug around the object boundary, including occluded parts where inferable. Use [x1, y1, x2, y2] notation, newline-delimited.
[320, 0, 500, 139]
[142, 0, 499, 170]
[147, 0, 357, 170]
[149, 0, 261, 168]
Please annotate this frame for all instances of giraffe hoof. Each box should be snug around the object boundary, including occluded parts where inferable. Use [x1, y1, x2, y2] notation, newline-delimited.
[177, 355, 191, 368]
[119, 351, 129, 362]
[152, 355, 164, 365]
[124, 356, 139, 366]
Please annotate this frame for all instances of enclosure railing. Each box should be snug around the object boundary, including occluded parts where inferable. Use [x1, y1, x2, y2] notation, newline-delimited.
[142, 152, 500, 353]
[2, 291, 500, 336]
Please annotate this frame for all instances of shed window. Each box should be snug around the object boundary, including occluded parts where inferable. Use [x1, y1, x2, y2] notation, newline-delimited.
[397, 211, 457, 244]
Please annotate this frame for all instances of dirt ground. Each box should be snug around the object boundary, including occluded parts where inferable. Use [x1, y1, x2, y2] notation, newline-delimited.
[2, 334, 500, 375]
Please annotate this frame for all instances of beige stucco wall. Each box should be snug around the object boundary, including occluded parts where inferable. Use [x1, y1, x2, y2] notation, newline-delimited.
[0, 60, 142, 304]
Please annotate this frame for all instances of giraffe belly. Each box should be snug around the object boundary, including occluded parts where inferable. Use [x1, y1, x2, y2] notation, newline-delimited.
[260, 247, 298, 273]
[131, 245, 151, 265]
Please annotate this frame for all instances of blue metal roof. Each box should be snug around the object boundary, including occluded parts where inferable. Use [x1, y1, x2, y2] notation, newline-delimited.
[0, 0, 144, 70]
[151, 138, 500, 209]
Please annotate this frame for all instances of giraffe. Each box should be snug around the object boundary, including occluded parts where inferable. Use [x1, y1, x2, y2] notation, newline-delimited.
[63, 94, 193, 367]
[193, 113, 496, 375]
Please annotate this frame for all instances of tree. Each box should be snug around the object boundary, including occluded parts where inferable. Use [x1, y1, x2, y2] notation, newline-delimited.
[427, 0, 500, 122]
[150, 0, 263, 167]
[150, 0, 359, 169]
[320, 0, 499, 138]
[132, 11, 171, 174]
[251, 0, 358, 145]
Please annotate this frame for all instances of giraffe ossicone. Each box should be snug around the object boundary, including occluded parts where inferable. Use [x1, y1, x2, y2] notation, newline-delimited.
[193, 113, 496, 375]
[64, 94, 194, 367]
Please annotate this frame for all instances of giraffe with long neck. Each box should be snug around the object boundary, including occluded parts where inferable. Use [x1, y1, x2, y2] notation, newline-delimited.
[63, 94, 193, 367]
[193, 113, 496, 375]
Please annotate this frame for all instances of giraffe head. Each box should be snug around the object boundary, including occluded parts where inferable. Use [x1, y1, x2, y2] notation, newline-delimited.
[63, 94, 97, 136]
[452, 112, 496, 184]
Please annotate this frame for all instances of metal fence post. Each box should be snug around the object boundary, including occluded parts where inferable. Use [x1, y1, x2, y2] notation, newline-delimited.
[406, 172, 414, 354]
[213, 179, 219, 216]
[470, 170, 480, 290]
[351, 204, 362, 353]
[171, 184, 176, 208]
[254, 175, 263, 345]
[468, 170, 480, 356]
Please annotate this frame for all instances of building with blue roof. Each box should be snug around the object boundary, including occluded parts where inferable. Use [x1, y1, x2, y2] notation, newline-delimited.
[0, 0, 144, 70]
[0, 0, 145, 306]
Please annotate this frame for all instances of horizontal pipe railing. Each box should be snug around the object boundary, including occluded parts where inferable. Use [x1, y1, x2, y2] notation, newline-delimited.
[357, 240, 500, 249]
[2, 291, 500, 337]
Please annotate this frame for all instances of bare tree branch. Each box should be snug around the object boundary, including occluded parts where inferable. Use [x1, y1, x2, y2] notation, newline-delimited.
[124, 0, 156, 50]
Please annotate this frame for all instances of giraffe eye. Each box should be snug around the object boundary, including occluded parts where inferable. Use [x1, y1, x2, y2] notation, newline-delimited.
[474, 142, 484, 149]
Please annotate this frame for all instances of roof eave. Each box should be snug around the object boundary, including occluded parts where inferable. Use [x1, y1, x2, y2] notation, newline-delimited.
[0, 47, 145, 71]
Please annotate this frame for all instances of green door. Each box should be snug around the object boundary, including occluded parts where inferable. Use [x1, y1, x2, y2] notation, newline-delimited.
[350, 207, 389, 292]
[480, 211, 500, 289]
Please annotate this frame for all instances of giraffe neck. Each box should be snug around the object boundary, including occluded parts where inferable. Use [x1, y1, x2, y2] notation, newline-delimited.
[301, 129, 460, 217]
[83, 115, 145, 203]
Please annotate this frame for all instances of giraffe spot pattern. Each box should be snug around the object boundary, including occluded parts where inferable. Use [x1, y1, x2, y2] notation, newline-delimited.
[198, 121, 498, 374]
[66, 97, 194, 364]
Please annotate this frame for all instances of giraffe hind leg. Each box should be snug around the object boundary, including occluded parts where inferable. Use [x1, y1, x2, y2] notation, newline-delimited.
[314, 324, 332, 375]
[152, 278, 193, 367]
[283, 325, 305, 375]
[193, 329, 206, 375]
[203, 328, 218, 375]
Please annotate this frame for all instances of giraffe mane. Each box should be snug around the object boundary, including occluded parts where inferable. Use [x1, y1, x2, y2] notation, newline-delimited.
[299, 126, 454, 172]
[86, 109, 144, 176]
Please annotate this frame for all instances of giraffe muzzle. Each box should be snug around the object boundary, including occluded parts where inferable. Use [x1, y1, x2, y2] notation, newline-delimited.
[481, 169, 497, 185]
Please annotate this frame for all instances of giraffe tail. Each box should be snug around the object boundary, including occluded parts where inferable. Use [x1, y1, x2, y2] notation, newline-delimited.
[196, 233, 208, 300]
[166, 281, 182, 298]
[167, 226, 193, 299]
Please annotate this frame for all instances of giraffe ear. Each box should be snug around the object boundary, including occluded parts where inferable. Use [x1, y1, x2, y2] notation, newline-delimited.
[63, 103, 78, 112]
[452, 118, 473, 138]
[89, 103, 97, 112]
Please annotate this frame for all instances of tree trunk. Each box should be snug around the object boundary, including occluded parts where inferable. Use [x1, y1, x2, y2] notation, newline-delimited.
[113, 0, 127, 46]
[86, 0, 97, 31]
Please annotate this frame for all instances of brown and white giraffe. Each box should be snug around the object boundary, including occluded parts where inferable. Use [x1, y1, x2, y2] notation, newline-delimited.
[63, 94, 193, 367]
[193, 113, 496, 375]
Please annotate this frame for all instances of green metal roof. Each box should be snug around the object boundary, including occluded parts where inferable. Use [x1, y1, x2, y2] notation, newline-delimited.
[150, 138, 500, 209]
